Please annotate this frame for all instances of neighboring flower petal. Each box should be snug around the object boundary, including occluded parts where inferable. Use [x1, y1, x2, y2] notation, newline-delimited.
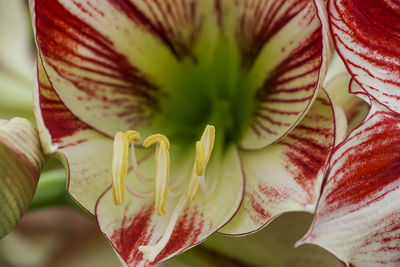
[0, 118, 46, 237]
[221, 89, 339, 235]
[30, 0, 219, 137]
[34, 58, 151, 214]
[329, 0, 400, 113]
[239, 0, 332, 149]
[324, 55, 369, 134]
[298, 103, 400, 266]
[96, 147, 244, 267]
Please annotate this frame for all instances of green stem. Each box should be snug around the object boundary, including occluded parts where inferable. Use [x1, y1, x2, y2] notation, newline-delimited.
[28, 169, 77, 211]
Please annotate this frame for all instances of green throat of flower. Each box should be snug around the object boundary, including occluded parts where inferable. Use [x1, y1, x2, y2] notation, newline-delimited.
[153, 35, 259, 147]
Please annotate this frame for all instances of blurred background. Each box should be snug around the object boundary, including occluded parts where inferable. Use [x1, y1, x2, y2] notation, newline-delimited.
[0, 1, 342, 266]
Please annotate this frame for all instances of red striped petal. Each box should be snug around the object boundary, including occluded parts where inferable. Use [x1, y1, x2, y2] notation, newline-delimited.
[299, 102, 400, 266]
[221, 89, 339, 235]
[30, 0, 219, 137]
[96, 147, 244, 267]
[239, 0, 332, 149]
[34, 58, 151, 214]
[329, 0, 400, 113]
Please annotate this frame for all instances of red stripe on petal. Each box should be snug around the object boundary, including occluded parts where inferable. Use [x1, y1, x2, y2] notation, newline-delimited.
[324, 109, 400, 210]
[110, 205, 155, 264]
[34, 0, 158, 134]
[108, 0, 203, 61]
[223, 90, 335, 235]
[38, 78, 89, 142]
[240, 1, 327, 149]
[154, 207, 209, 263]
[280, 97, 334, 201]
[329, 0, 400, 113]
[299, 103, 400, 266]
[236, 0, 310, 68]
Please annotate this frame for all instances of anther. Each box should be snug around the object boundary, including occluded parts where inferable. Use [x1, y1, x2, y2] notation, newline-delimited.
[186, 125, 215, 201]
[126, 130, 141, 143]
[111, 130, 141, 205]
[112, 132, 129, 205]
[195, 141, 206, 176]
[143, 134, 170, 149]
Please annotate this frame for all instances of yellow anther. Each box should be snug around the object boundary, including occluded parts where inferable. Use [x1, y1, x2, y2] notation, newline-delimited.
[143, 134, 170, 149]
[144, 134, 170, 216]
[195, 141, 206, 176]
[112, 132, 129, 206]
[200, 125, 215, 161]
[126, 130, 141, 143]
[186, 125, 216, 201]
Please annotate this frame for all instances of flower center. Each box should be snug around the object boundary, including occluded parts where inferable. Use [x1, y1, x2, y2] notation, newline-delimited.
[111, 125, 215, 262]
[152, 35, 258, 148]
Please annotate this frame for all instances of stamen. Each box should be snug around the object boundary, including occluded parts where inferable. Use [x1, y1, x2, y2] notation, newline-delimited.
[143, 134, 170, 216]
[112, 131, 139, 205]
[143, 134, 170, 149]
[125, 130, 141, 143]
[112, 132, 126, 205]
[125, 183, 153, 199]
[186, 125, 215, 201]
[200, 125, 215, 161]
[130, 143, 153, 186]
[138, 195, 187, 262]
[195, 141, 205, 176]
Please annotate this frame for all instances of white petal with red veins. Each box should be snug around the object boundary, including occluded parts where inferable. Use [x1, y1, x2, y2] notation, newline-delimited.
[96, 147, 244, 267]
[299, 103, 400, 267]
[238, 0, 332, 149]
[329, 0, 400, 113]
[30, 0, 220, 137]
[34, 58, 151, 214]
[221, 89, 340, 235]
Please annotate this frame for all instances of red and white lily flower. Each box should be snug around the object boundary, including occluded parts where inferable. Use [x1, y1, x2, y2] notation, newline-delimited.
[299, 1, 400, 266]
[30, 0, 343, 265]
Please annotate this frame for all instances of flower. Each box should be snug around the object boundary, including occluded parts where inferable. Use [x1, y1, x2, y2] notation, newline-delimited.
[298, 0, 400, 266]
[0, 118, 46, 237]
[30, 0, 341, 266]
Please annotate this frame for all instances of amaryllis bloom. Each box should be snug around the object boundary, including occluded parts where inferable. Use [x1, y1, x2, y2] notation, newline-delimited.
[0, 118, 46, 237]
[298, 0, 400, 266]
[30, 0, 343, 265]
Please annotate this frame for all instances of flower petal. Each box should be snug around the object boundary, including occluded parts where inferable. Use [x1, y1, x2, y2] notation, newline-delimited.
[198, 212, 342, 267]
[221, 89, 338, 235]
[329, 0, 400, 113]
[238, 0, 332, 149]
[0, 118, 45, 237]
[324, 56, 369, 134]
[298, 103, 400, 266]
[96, 147, 244, 266]
[30, 0, 219, 137]
[34, 57, 151, 214]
